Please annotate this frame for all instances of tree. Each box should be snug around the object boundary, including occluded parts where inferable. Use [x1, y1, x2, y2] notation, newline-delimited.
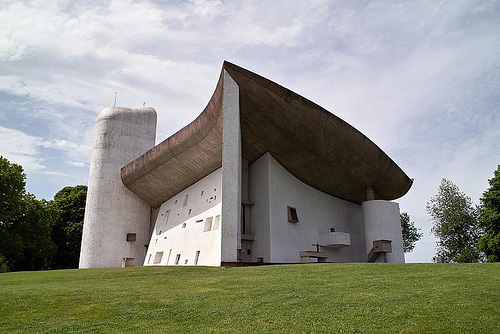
[51, 185, 87, 269]
[400, 212, 422, 252]
[0, 156, 25, 225]
[427, 179, 482, 263]
[0, 157, 58, 271]
[478, 165, 500, 262]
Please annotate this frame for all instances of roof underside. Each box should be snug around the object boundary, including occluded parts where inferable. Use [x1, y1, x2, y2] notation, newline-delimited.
[121, 61, 412, 208]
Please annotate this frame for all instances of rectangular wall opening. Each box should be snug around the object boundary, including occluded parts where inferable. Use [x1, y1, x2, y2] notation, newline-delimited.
[194, 250, 200, 265]
[124, 258, 135, 267]
[153, 251, 163, 264]
[213, 215, 220, 230]
[287, 206, 299, 223]
[175, 254, 181, 265]
[204, 217, 213, 231]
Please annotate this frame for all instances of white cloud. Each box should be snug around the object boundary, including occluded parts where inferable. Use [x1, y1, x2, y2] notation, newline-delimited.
[0, 0, 498, 260]
[0, 126, 45, 171]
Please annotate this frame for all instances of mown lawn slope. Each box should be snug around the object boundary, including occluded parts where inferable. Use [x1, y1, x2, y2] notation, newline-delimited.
[1, 263, 499, 333]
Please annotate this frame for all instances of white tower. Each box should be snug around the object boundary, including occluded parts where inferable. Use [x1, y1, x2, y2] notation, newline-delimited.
[79, 107, 157, 268]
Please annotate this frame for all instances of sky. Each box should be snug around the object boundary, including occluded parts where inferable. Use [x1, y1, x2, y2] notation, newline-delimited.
[0, 0, 499, 262]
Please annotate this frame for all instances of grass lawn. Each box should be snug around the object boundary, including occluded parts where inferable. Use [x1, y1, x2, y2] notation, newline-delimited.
[0, 263, 499, 333]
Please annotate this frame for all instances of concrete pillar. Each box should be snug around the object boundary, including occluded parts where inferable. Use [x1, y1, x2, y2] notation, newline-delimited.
[221, 70, 241, 263]
[362, 200, 405, 263]
[79, 107, 157, 268]
[366, 187, 375, 201]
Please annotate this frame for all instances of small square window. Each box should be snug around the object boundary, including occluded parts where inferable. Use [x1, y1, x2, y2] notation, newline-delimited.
[184, 259, 188, 264]
[287, 206, 299, 223]
[182, 223, 187, 228]
[126, 233, 136, 242]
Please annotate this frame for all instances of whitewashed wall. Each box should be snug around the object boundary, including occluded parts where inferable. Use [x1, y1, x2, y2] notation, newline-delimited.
[79, 107, 156, 268]
[144, 168, 222, 266]
[362, 200, 405, 263]
[249, 153, 367, 263]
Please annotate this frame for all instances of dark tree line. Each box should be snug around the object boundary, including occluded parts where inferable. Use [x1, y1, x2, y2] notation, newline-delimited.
[0, 156, 86, 272]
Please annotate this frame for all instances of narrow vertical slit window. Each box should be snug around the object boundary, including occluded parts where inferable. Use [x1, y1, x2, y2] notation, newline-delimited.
[213, 215, 220, 230]
[164, 210, 170, 224]
[175, 254, 181, 265]
[194, 250, 200, 265]
[166, 249, 172, 264]
[183, 194, 189, 207]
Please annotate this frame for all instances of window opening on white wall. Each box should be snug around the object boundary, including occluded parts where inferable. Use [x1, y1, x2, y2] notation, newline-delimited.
[184, 259, 188, 264]
[183, 194, 189, 207]
[188, 209, 192, 215]
[182, 223, 187, 228]
[153, 251, 163, 264]
[287, 206, 299, 223]
[166, 249, 172, 264]
[147, 254, 152, 264]
[195, 219, 203, 223]
[164, 210, 170, 224]
[204, 217, 213, 231]
[213, 215, 220, 230]
[175, 254, 181, 265]
[175, 199, 178, 204]
[201, 190, 204, 196]
[194, 250, 200, 265]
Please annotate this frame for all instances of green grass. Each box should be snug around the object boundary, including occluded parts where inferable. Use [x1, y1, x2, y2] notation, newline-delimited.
[1, 264, 499, 333]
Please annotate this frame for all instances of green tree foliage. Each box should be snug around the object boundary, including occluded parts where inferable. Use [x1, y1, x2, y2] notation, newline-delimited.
[477, 165, 500, 262]
[51, 185, 87, 269]
[427, 179, 482, 263]
[400, 212, 422, 253]
[0, 157, 58, 271]
[0, 156, 25, 224]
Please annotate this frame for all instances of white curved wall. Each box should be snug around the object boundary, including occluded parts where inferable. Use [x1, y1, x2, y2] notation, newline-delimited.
[362, 200, 404, 263]
[249, 153, 366, 263]
[79, 107, 157, 268]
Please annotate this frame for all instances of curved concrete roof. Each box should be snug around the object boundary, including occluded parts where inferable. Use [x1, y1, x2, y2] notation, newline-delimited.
[121, 61, 412, 208]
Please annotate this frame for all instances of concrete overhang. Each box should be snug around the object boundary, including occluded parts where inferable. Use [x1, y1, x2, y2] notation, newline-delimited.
[121, 61, 413, 208]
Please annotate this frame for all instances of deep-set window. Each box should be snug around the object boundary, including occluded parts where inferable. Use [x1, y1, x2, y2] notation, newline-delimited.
[153, 251, 163, 264]
[287, 206, 299, 223]
[213, 215, 220, 230]
[194, 250, 200, 265]
[204, 217, 213, 231]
